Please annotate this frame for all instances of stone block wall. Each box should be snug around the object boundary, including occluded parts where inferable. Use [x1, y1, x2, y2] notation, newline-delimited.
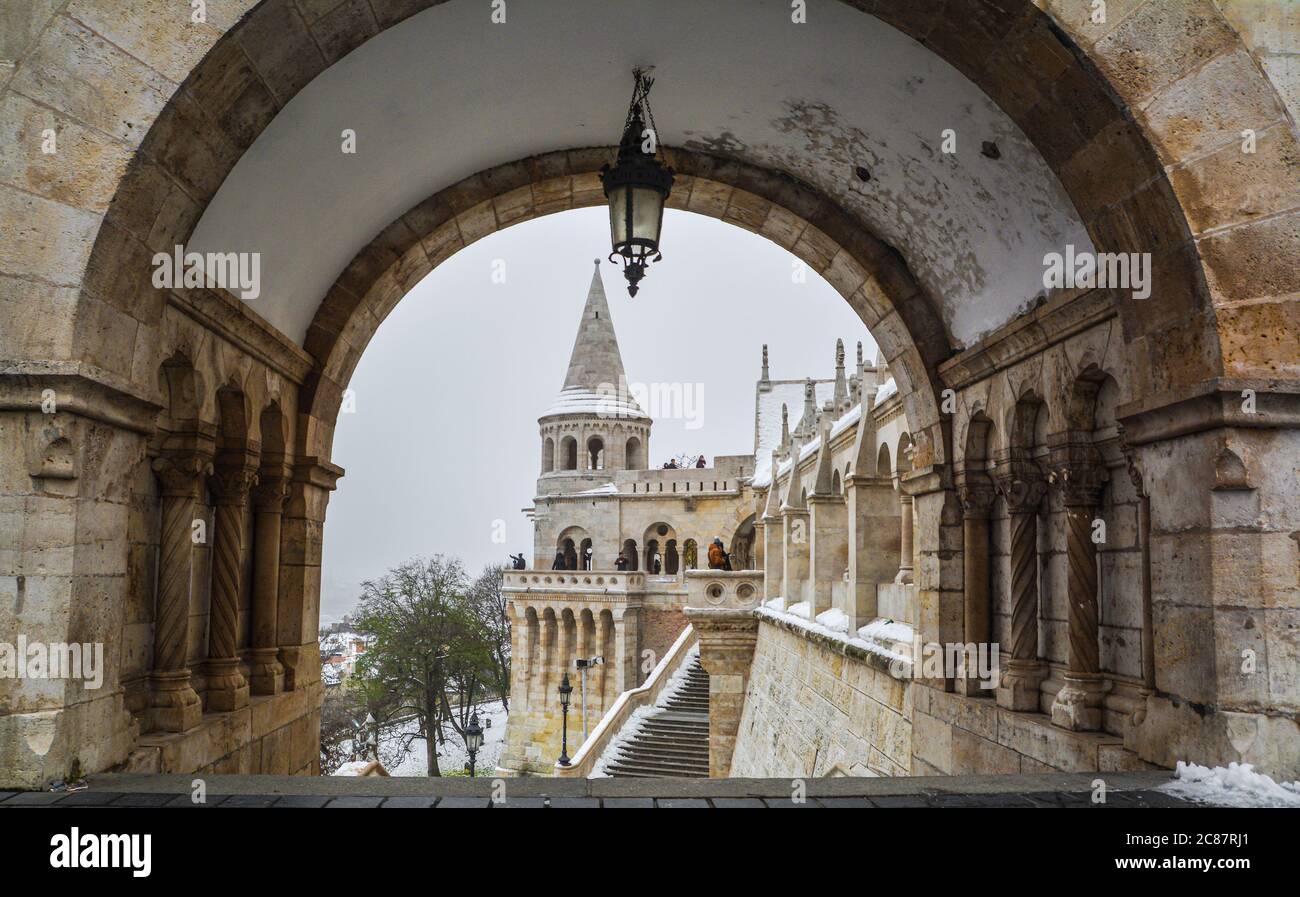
[730, 617, 912, 777]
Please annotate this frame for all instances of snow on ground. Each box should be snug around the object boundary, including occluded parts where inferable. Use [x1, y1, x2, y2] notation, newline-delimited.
[1159, 761, 1300, 808]
[353, 700, 509, 776]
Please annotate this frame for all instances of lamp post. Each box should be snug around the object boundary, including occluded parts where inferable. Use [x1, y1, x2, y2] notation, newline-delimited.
[600, 68, 675, 297]
[463, 710, 484, 778]
[364, 712, 378, 762]
[575, 656, 605, 742]
[557, 673, 573, 767]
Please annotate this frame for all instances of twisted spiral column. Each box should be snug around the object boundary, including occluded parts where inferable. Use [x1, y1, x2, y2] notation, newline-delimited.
[206, 462, 255, 711]
[149, 451, 210, 733]
[249, 474, 290, 694]
[1064, 504, 1100, 676]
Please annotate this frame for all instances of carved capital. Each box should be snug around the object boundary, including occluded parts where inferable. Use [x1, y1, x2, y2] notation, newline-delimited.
[993, 459, 1047, 514]
[210, 463, 258, 506]
[152, 452, 213, 498]
[1047, 432, 1108, 507]
[956, 474, 996, 517]
[251, 475, 292, 513]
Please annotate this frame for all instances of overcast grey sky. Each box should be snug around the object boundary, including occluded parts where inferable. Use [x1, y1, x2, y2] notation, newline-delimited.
[319, 207, 877, 624]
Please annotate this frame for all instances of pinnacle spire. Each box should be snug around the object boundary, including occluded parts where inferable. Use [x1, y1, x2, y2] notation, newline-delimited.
[562, 261, 629, 392]
[833, 339, 848, 410]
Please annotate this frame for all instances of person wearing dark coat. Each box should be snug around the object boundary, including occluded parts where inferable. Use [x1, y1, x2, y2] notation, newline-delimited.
[551, 550, 566, 570]
[653, 555, 662, 574]
[509, 553, 526, 570]
[666, 459, 678, 469]
[615, 553, 629, 571]
[695, 455, 706, 468]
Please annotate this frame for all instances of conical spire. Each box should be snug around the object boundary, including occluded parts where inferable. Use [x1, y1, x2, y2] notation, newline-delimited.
[562, 260, 628, 391]
[813, 418, 835, 496]
[542, 261, 647, 420]
[780, 403, 791, 454]
[794, 378, 818, 439]
[833, 339, 848, 410]
[762, 450, 783, 519]
[761, 344, 770, 382]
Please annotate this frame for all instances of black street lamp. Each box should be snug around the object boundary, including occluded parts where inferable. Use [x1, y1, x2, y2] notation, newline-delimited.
[464, 710, 484, 778]
[557, 673, 573, 767]
[601, 68, 675, 297]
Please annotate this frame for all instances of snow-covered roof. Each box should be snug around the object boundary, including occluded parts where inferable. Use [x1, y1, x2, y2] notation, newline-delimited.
[875, 377, 898, 404]
[753, 380, 832, 484]
[753, 399, 861, 489]
[541, 386, 649, 421]
[542, 262, 647, 421]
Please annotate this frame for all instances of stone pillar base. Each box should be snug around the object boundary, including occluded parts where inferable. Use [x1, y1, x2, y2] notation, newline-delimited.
[148, 669, 202, 733]
[997, 660, 1047, 711]
[204, 658, 250, 712]
[247, 648, 285, 696]
[684, 607, 759, 778]
[1051, 674, 1107, 731]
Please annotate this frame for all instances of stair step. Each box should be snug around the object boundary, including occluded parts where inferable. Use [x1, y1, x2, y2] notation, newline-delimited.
[605, 761, 710, 777]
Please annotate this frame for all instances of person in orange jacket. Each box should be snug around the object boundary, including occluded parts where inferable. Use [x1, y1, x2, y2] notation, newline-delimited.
[707, 538, 730, 570]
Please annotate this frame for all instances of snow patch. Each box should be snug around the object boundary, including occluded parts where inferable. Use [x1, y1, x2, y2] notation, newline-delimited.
[815, 607, 851, 633]
[1160, 761, 1300, 808]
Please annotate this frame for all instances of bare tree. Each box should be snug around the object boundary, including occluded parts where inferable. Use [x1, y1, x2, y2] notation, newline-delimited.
[469, 564, 512, 710]
[353, 556, 493, 776]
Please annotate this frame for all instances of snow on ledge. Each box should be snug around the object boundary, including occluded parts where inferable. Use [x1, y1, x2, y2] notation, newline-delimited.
[757, 603, 913, 667]
[1159, 761, 1300, 808]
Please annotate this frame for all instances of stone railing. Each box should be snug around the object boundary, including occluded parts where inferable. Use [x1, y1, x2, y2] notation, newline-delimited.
[685, 569, 764, 612]
[554, 623, 698, 778]
[502, 570, 646, 593]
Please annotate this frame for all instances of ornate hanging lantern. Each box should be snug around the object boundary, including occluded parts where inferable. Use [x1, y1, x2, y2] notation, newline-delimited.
[600, 68, 675, 297]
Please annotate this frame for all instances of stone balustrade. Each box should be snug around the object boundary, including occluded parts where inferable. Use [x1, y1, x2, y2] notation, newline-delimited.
[554, 624, 699, 778]
[684, 570, 764, 612]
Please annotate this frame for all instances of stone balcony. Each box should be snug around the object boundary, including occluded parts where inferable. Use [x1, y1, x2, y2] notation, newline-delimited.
[684, 569, 764, 612]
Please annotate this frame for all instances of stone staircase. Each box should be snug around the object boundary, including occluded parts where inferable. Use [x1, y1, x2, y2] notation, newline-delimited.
[601, 655, 710, 778]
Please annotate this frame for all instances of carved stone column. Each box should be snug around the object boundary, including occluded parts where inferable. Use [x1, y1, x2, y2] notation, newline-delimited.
[683, 607, 759, 777]
[248, 472, 290, 695]
[895, 493, 914, 583]
[1049, 439, 1109, 731]
[761, 513, 783, 600]
[206, 455, 255, 712]
[612, 606, 640, 693]
[781, 506, 810, 607]
[956, 478, 995, 696]
[994, 458, 1048, 711]
[149, 448, 211, 733]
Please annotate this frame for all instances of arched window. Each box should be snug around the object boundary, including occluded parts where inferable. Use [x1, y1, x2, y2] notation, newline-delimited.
[832, 470, 842, 495]
[683, 539, 699, 570]
[561, 436, 577, 470]
[561, 538, 577, 570]
[587, 435, 605, 470]
[625, 436, 643, 470]
[543, 437, 555, 472]
[665, 540, 679, 575]
[621, 539, 638, 571]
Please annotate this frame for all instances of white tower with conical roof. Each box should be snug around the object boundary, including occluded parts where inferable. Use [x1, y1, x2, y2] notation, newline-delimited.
[539, 261, 651, 477]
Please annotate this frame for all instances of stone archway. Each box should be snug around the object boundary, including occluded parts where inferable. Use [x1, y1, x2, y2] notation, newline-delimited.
[2, 0, 1297, 786]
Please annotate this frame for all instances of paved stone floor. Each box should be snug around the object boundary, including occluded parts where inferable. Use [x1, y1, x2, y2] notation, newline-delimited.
[0, 771, 1200, 807]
